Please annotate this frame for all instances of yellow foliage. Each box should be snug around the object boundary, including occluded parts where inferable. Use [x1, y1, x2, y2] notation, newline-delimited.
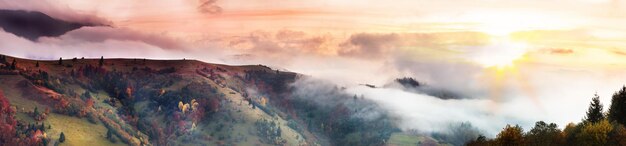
[496, 124, 524, 146]
[577, 119, 612, 146]
[260, 97, 267, 106]
[178, 101, 184, 111]
[191, 99, 199, 111]
[182, 103, 190, 114]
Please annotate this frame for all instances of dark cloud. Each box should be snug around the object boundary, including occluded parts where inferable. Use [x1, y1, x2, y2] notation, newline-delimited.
[0, 0, 111, 26]
[197, 0, 222, 15]
[0, 9, 102, 41]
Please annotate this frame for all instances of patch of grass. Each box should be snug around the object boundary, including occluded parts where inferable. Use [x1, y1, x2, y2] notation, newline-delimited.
[388, 133, 421, 146]
[46, 113, 126, 146]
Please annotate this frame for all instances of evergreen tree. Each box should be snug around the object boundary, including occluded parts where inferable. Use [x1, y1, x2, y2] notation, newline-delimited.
[0, 55, 5, 64]
[40, 123, 45, 131]
[58, 57, 63, 65]
[35, 61, 39, 68]
[81, 91, 92, 100]
[609, 86, 626, 126]
[99, 56, 104, 67]
[33, 107, 39, 117]
[106, 129, 113, 139]
[10, 59, 16, 70]
[585, 93, 605, 123]
[59, 132, 66, 143]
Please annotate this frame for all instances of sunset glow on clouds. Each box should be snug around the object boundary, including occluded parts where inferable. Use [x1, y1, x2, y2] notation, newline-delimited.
[2, 0, 626, 136]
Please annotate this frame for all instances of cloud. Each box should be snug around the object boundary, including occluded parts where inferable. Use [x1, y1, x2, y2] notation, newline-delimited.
[0, 0, 111, 25]
[337, 32, 490, 59]
[218, 30, 336, 66]
[0, 10, 102, 41]
[196, 0, 222, 15]
[0, 28, 187, 60]
[546, 48, 574, 54]
[43, 27, 186, 50]
[339, 33, 400, 58]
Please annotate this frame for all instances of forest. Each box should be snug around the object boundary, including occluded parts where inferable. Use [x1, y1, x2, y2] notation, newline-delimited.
[467, 87, 626, 146]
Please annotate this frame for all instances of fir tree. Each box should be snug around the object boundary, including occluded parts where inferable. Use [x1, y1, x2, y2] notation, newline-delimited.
[0, 55, 5, 64]
[59, 132, 66, 143]
[106, 129, 114, 140]
[35, 61, 39, 68]
[585, 93, 604, 123]
[33, 107, 39, 117]
[58, 57, 63, 65]
[10, 59, 16, 70]
[609, 86, 626, 125]
[40, 123, 45, 131]
[99, 56, 104, 67]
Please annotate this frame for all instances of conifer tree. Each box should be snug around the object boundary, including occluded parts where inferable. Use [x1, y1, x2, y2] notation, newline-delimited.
[99, 56, 104, 67]
[609, 86, 626, 125]
[10, 59, 16, 70]
[585, 93, 605, 123]
[59, 132, 65, 143]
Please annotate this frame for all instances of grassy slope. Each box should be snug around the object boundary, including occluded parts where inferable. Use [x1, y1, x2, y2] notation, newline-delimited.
[1, 55, 310, 145]
[0, 75, 125, 146]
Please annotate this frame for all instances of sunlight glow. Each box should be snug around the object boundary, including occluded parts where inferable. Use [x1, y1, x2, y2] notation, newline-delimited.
[471, 38, 528, 68]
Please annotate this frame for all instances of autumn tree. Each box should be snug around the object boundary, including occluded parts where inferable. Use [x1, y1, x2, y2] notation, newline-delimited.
[608, 122, 626, 145]
[496, 124, 524, 146]
[525, 121, 563, 146]
[0, 91, 17, 144]
[466, 135, 489, 146]
[585, 93, 605, 124]
[576, 119, 612, 146]
[609, 86, 626, 126]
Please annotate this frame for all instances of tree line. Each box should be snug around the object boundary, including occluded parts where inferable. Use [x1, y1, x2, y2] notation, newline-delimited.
[467, 86, 626, 146]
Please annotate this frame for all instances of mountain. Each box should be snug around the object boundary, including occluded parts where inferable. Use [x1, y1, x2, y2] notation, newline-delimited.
[0, 9, 99, 41]
[0, 54, 435, 146]
[389, 77, 465, 100]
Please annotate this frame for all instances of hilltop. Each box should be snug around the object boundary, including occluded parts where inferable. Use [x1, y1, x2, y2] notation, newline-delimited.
[0, 54, 436, 146]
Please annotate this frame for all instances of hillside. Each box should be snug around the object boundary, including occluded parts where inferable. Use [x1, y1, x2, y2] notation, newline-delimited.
[0, 54, 426, 146]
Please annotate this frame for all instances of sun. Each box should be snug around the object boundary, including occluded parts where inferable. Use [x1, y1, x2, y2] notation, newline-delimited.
[471, 38, 528, 69]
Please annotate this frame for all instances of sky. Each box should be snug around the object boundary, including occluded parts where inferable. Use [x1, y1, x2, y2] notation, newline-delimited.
[2, 0, 626, 136]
